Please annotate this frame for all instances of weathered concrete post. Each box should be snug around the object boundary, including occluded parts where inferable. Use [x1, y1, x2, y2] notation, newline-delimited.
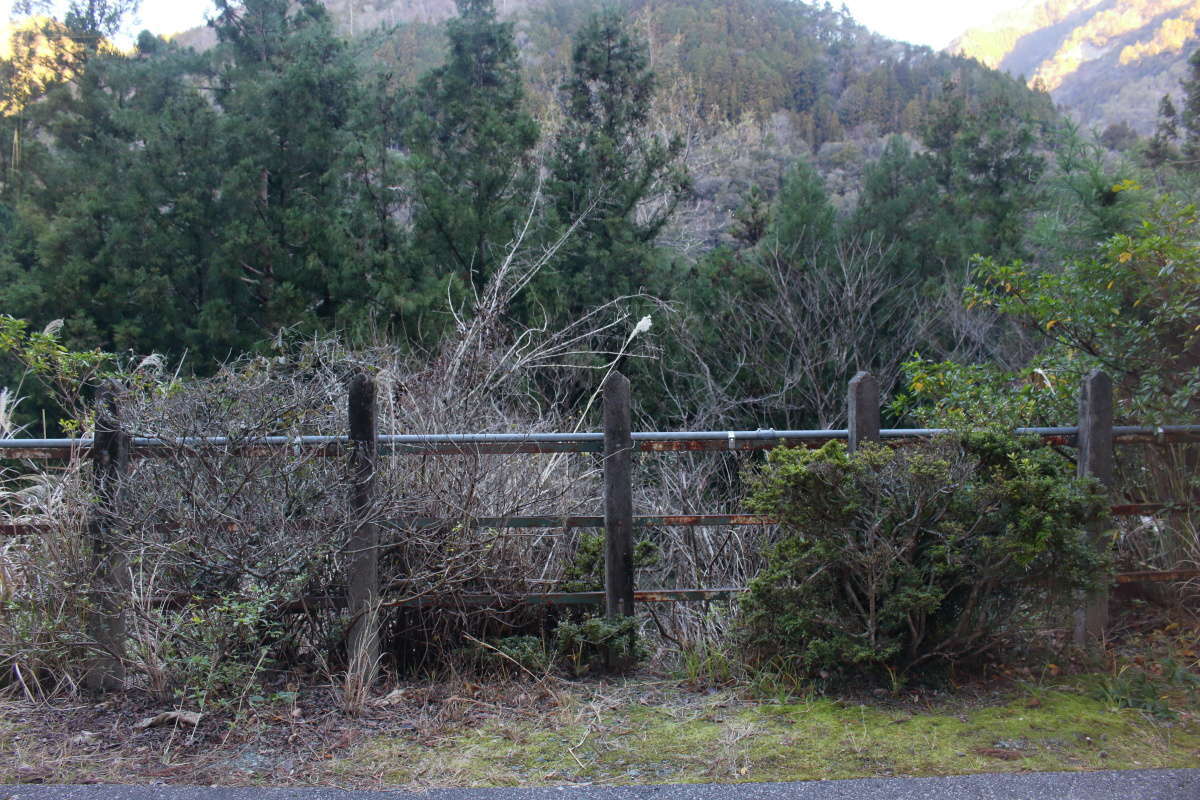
[847, 371, 880, 454]
[86, 381, 130, 693]
[347, 372, 379, 682]
[1074, 369, 1114, 647]
[603, 371, 635, 620]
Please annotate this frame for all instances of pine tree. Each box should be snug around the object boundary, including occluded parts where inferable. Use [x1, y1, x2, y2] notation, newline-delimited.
[0, 35, 248, 361]
[919, 84, 1045, 270]
[405, 0, 539, 307]
[767, 160, 836, 262]
[1146, 94, 1180, 168]
[731, 185, 770, 249]
[850, 134, 939, 278]
[210, 0, 361, 336]
[1180, 49, 1200, 168]
[545, 9, 688, 317]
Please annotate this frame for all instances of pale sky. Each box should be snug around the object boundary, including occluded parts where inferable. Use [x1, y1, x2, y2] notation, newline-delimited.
[2, 0, 1029, 51]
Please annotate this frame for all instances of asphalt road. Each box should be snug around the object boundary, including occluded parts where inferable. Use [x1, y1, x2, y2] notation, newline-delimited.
[5, 771, 1200, 800]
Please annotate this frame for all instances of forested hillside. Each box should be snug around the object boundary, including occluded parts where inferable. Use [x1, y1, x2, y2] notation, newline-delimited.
[1, 0, 1199, 715]
[950, 0, 1200, 134]
[0, 0, 1187, 438]
[166, 0, 1059, 240]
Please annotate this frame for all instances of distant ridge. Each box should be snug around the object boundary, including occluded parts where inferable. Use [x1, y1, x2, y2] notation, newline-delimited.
[167, 0, 535, 50]
[949, 0, 1200, 133]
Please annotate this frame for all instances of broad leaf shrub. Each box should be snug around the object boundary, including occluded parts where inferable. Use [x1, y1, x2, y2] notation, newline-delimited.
[738, 436, 1109, 684]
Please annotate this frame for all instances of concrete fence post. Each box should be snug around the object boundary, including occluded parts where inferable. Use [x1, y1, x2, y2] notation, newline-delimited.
[86, 381, 130, 693]
[603, 371, 635, 620]
[847, 371, 880, 454]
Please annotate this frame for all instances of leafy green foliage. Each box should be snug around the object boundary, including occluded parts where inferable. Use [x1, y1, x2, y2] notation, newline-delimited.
[0, 314, 115, 430]
[1093, 661, 1200, 720]
[469, 635, 553, 676]
[739, 438, 1108, 684]
[560, 531, 659, 594]
[554, 614, 643, 675]
[968, 192, 1200, 424]
[148, 590, 284, 709]
[554, 532, 657, 674]
[891, 356, 1075, 430]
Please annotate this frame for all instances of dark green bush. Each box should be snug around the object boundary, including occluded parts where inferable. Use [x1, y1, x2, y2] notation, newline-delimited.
[561, 532, 660, 594]
[738, 435, 1109, 683]
[552, 531, 657, 674]
[554, 614, 644, 675]
[468, 635, 553, 676]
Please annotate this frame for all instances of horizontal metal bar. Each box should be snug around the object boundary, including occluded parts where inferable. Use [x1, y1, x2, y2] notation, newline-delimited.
[9, 504, 1197, 538]
[148, 573, 1200, 612]
[2, 424, 1198, 460]
[1110, 503, 1198, 516]
[384, 588, 749, 607]
[392, 514, 777, 529]
[383, 441, 603, 455]
[1115, 569, 1200, 584]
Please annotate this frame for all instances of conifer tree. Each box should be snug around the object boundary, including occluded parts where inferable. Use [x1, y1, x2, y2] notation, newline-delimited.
[210, 0, 361, 335]
[767, 160, 836, 263]
[546, 9, 687, 316]
[850, 135, 939, 278]
[1180, 49, 1200, 168]
[405, 0, 539, 305]
[1146, 94, 1179, 168]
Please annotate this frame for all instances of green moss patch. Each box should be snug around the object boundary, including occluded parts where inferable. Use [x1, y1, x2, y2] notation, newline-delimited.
[338, 683, 1200, 788]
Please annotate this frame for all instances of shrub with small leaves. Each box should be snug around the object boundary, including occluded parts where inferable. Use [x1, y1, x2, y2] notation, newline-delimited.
[738, 435, 1108, 684]
[468, 635, 552, 676]
[554, 615, 644, 675]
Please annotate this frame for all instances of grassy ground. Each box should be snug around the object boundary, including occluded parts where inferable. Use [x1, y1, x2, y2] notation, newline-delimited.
[2, 617, 1199, 789]
[335, 677, 1200, 789]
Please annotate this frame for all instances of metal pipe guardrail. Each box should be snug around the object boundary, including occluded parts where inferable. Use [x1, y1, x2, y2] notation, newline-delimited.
[2, 424, 1198, 459]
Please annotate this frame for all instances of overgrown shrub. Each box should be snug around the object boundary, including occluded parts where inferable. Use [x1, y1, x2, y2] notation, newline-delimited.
[738, 435, 1109, 684]
[467, 635, 553, 676]
[554, 615, 643, 675]
[0, 325, 609, 696]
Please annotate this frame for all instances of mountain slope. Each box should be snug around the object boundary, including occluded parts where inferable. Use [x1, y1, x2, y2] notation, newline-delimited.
[950, 0, 1200, 133]
[8, 0, 1056, 249]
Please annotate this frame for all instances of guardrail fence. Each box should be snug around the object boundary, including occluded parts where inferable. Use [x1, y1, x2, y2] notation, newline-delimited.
[2, 368, 1198, 681]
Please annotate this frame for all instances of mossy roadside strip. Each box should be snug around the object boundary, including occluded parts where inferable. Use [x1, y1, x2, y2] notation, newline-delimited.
[2, 672, 1199, 789]
[333, 677, 1200, 790]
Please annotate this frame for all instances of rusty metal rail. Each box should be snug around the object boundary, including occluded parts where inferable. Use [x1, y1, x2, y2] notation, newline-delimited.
[2, 416, 1198, 607]
[276, 588, 750, 611]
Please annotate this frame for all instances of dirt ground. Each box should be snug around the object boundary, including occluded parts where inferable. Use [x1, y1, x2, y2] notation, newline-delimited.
[2, 609, 1198, 790]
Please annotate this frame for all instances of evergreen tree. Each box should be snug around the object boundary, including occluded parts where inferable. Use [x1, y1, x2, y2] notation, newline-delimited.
[766, 160, 836, 262]
[730, 184, 770, 249]
[1180, 49, 1200, 168]
[546, 9, 688, 316]
[850, 134, 939, 278]
[1142, 94, 1180, 169]
[0, 37, 254, 362]
[404, 0, 539, 309]
[0, 0, 364, 365]
[338, 72, 414, 337]
[919, 83, 1045, 270]
[210, 0, 362, 337]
